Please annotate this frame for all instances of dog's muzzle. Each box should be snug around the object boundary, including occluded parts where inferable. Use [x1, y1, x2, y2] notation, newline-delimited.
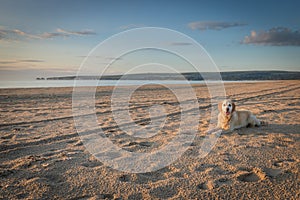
[226, 107, 230, 115]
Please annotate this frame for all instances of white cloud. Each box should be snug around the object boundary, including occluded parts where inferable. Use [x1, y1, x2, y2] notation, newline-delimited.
[0, 28, 39, 41]
[119, 24, 145, 30]
[39, 32, 67, 39]
[0, 27, 96, 41]
[242, 27, 300, 46]
[168, 42, 193, 46]
[188, 21, 247, 31]
[56, 28, 96, 36]
[0, 59, 45, 65]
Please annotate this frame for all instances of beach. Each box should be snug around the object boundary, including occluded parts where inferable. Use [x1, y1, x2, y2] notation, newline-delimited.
[0, 80, 299, 199]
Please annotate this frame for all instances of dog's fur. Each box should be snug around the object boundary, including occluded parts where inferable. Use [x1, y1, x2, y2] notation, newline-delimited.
[217, 99, 266, 132]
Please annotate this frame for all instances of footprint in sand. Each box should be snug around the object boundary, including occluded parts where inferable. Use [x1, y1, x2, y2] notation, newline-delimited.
[198, 178, 231, 190]
[0, 169, 14, 178]
[237, 172, 262, 182]
[65, 139, 79, 144]
[118, 174, 131, 182]
[197, 182, 210, 190]
[0, 133, 14, 140]
[195, 164, 218, 173]
[124, 141, 155, 147]
[237, 168, 266, 182]
[81, 160, 102, 168]
[149, 185, 178, 199]
[81, 156, 103, 168]
[138, 141, 154, 147]
[43, 173, 64, 185]
[197, 181, 214, 190]
[128, 193, 143, 200]
[87, 194, 114, 200]
[273, 159, 295, 168]
[133, 171, 167, 184]
[216, 178, 232, 186]
[264, 168, 283, 178]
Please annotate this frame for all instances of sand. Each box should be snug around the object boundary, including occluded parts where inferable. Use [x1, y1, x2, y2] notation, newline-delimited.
[0, 81, 299, 199]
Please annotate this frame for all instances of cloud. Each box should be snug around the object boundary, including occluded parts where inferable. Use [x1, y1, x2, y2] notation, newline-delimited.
[39, 32, 67, 39]
[0, 29, 21, 37]
[0, 60, 16, 64]
[18, 59, 45, 63]
[188, 21, 247, 31]
[39, 29, 96, 39]
[242, 27, 300, 46]
[0, 27, 96, 41]
[0, 28, 39, 41]
[0, 59, 45, 65]
[169, 42, 193, 46]
[119, 24, 145, 30]
[56, 28, 96, 36]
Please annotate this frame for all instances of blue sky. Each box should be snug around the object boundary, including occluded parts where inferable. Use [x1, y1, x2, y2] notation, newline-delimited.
[1, 0, 300, 80]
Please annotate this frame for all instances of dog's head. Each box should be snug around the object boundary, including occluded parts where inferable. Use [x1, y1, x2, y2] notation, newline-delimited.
[218, 99, 235, 116]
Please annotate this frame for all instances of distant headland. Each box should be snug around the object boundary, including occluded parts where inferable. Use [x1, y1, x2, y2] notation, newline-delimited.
[40, 70, 300, 81]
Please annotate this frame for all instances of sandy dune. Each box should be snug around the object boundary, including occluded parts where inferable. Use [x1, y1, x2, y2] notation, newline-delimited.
[0, 81, 299, 199]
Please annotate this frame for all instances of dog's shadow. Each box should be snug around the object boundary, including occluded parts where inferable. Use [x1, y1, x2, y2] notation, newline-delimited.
[263, 123, 300, 135]
[235, 123, 299, 135]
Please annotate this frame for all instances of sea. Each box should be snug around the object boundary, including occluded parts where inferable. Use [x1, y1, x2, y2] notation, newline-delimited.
[0, 80, 261, 89]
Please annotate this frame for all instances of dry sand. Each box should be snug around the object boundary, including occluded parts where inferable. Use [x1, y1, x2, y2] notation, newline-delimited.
[0, 81, 299, 199]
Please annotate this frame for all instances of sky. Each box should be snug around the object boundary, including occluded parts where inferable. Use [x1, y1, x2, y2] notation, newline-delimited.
[0, 0, 300, 80]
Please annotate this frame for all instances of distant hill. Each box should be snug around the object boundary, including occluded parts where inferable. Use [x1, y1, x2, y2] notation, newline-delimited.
[46, 71, 300, 81]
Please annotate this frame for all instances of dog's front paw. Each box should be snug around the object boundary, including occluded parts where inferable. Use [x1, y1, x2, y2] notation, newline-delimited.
[221, 129, 231, 134]
[221, 126, 235, 134]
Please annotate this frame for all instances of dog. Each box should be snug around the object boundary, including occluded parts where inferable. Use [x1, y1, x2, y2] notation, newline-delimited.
[217, 99, 266, 132]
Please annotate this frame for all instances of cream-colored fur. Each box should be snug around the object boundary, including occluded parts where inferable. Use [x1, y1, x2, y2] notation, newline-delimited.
[217, 99, 265, 132]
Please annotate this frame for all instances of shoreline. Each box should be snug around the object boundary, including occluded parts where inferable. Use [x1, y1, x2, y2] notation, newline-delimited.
[0, 79, 276, 89]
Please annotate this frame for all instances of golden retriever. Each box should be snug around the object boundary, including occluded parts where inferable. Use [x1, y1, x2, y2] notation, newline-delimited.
[217, 99, 266, 132]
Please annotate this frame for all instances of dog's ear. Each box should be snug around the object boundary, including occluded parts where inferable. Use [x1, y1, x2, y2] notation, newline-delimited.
[232, 102, 236, 112]
[218, 102, 222, 112]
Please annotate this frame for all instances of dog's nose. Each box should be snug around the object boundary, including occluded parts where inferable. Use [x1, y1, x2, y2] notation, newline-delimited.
[226, 108, 229, 112]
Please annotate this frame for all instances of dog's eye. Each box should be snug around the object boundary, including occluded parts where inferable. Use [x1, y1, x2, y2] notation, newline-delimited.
[228, 104, 231, 107]
[223, 104, 225, 106]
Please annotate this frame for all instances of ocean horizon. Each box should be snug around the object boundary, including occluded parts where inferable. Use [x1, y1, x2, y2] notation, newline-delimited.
[0, 79, 265, 89]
